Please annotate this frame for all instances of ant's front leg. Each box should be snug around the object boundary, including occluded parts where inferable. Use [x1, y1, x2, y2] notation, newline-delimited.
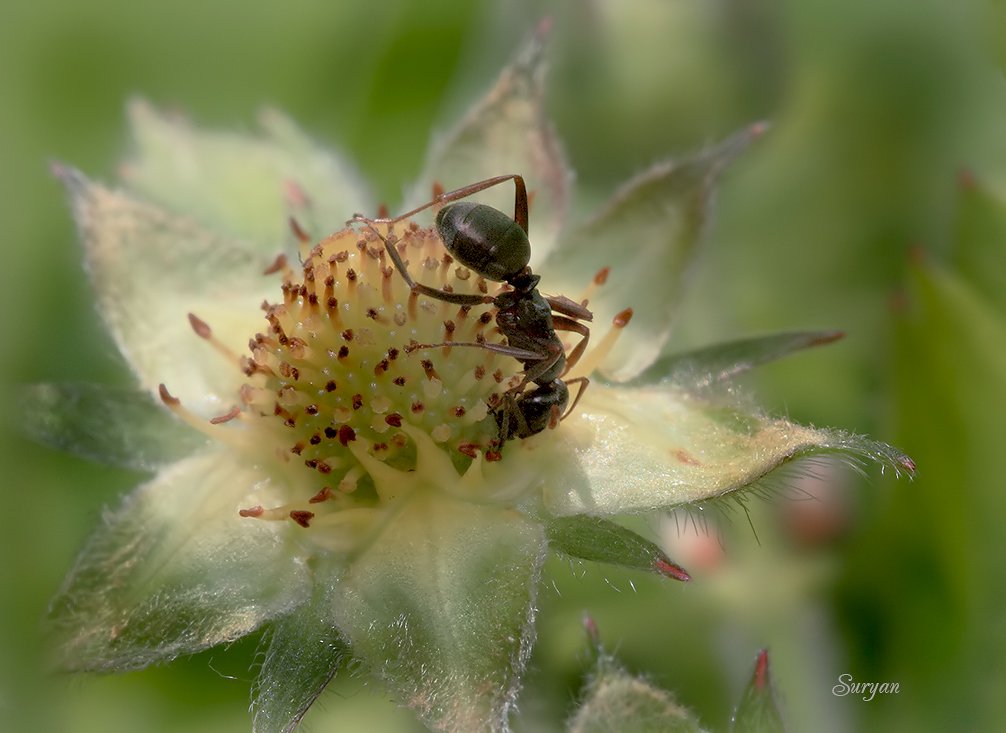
[351, 174, 529, 233]
[352, 219, 491, 307]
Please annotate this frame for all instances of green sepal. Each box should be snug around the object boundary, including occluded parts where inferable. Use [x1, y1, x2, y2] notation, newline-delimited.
[330, 492, 547, 732]
[544, 515, 690, 581]
[621, 330, 844, 388]
[17, 383, 206, 471]
[253, 565, 348, 733]
[730, 650, 785, 733]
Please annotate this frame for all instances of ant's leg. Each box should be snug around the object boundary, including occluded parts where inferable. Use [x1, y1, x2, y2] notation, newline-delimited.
[560, 377, 590, 421]
[357, 220, 490, 307]
[351, 174, 529, 233]
[551, 315, 590, 376]
[405, 340, 542, 362]
[514, 340, 565, 391]
[545, 294, 593, 322]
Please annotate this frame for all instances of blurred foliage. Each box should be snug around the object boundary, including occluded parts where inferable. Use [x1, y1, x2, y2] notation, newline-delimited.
[2, 0, 1006, 731]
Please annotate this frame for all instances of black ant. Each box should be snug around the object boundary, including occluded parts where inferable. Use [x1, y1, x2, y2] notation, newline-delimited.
[349, 174, 592, 448]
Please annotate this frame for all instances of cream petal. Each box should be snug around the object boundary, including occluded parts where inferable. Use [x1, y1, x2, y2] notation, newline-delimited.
[541, 124, 766, 381]
[57, 166, 276, 413]
[543, 383, 913, 516]
[48, 449, 312, 672]
[409, 23, 571, 265]
[122, 99, 371, 248]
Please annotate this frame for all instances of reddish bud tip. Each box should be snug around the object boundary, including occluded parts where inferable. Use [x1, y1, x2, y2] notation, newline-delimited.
[654, 557, 691, 582]
[754, 648, 771, 689]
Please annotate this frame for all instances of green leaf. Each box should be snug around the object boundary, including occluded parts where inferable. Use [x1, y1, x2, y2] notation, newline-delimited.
[542, 122, 767, 382]
[841, 258, 1006, 730]
[17, 383, 206, 471]
[48, 450, 311, 672]
[330, 492, 546, 732]
[569, 626, 707, 733]
[953, 171, 1006, 314]
[622, 330, 844, 388]
[122, 100, 370, 248]
[730, 650, 784, 733]
[543, 382, 912, 516]
[544, 515, 690, 581]
[411, 21, 571, 263]
[253, 571, 347, 733]
[56, 166, 272, 414]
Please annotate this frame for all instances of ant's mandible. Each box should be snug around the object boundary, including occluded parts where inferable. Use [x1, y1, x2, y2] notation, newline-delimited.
[349, 174, 592, 444]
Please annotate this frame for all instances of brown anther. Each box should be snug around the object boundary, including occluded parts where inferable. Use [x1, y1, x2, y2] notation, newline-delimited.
[385, 413, 403, 427]
[346, 268, 357, 282]
[287, 216, 309, 244]
[209, 406, 242, 424]
[239, 505, 264, 518]
[334, 250, 349, 263]
[478, 312, 493, 325]
[325, 380, 337, 392]
[614, 307, 634, 328]
[305, 404, 319, 416]
[453, 406, 466, 417]
[387, 347, 399, 360]
[309, 487, 333, 504]
[432, 180, 445, 199]
[290, 510, 315, 528]
[337, 425, 356, 446]
[593, 267, 610, 286]
[187, 313, 212, 339]
[264, 252, 290, 274]
[457, 443, 479, 459]
[492, 369, 504, 383]
[324, 426, 338, 439]
[316, 461, 333, 474]
[477, 277, 488, 294]
[351, 394, 363, 410]
[342, 329, 354, 341]
[158, 383, 180, 406]
[473, 365, 486, 380]
[411, 401, 425, 414]
[376, 202, 389, 218]
[443, 319, 456, 337]
[392, 376, 407, 386]
[309, 434, 321, 445]
[337, 345, 349, 359]
[291, 442, 305, 456]
[484, 450, 503, 462]
[391, 432, 409, 448]
[374, 359, 390, 375]
[421, 359, 440, 380]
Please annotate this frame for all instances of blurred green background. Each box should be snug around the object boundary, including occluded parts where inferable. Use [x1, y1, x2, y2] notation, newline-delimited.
[3, 0, 1006, 731]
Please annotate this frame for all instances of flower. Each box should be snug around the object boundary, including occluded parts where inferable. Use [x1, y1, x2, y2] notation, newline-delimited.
[30, 27, 913, 733]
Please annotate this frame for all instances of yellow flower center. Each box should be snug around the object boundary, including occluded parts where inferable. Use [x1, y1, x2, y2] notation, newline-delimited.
[158, 216, 632, 544]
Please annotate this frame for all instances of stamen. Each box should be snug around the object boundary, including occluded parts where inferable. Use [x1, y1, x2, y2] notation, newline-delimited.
[566, 307, 633, 379]
[188, 312, 244, 368]
[578, 266, 610, 306]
